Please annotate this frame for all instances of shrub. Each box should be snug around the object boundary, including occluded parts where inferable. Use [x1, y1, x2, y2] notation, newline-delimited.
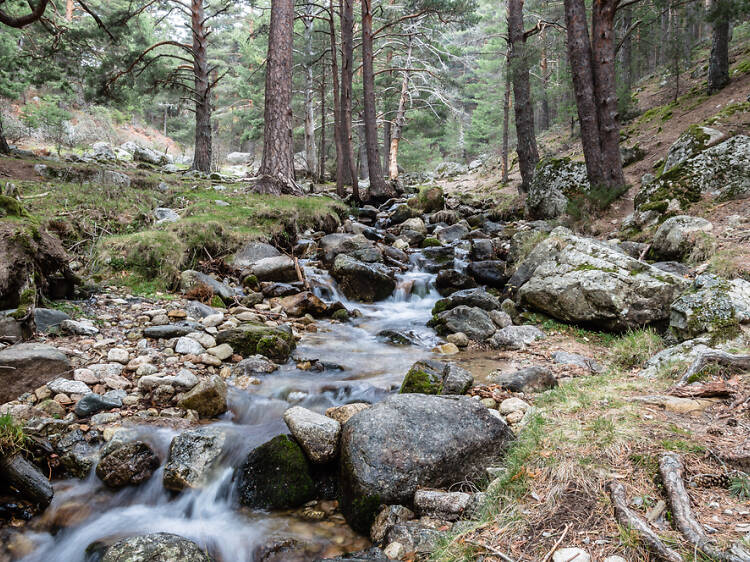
[22, 97, 72, 155]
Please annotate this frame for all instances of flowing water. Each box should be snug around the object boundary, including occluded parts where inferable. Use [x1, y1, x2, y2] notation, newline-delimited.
[18, 255, 444, 562]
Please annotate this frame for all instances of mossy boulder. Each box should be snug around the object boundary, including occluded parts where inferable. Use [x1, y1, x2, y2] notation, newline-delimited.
[526, 157, 589, 219]
[236, 434, 315, 509]
[215, 324, 295, 362]
[408, 186, 444, 213]
[420, 237, 442, 248]
[399, 359, 473, 395]
[662, 125, 722, 173]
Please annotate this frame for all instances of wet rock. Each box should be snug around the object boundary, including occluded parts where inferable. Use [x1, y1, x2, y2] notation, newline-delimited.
[467, 260, 509, 289]
[433, 288, 501, 313]
[669, 274, 750, 341]
[180, 270, 242, 302]
[236, 434, 315, 509]
[283, 406, 341, 463]
[0, 454, 53, 508]
[75, 393, 122, 417]
[177, 375, 227, 418]
[340, 394, 514, 533]
[233, 355, 278, 376]
[409, 186, 444, 212]
[33, 308, 70, 332]
[489, 325, 545, 350]
[319, 233, 380, 266]
[515, 228, 687, 331]
[471, 239, 495, 261]
[280, 291, 327, 317]
[143, 321, 204, 339]
[325, 403, 370, 424]
[435, 223, 469, 244]
[526, 157, 590, 219]
[101, 533, 211, 562]
[417, 246, 455, 273]
[651, 215, 714, 261]
[400, 360, 473, 395]
[413, 489, 482, 521]
[0, 343, 70, 404]
[446, 332, 469, 347]
[371, 505, 415, 543]
[250, 256, 297, 283]
[233, 241, 281, 268]
[489, 366, 557, 392]
[377, 329, 417, 345]
[163, 427, 226, 491]
[95, 441, 159, 489]
[389, 204, 420, 225]
[551, 351, 603, 373]
[215, 324, 295, 362]
[435, 269, 477, 296]
[332, 255, 396, 302]
[430, 306, 496, 341]
[55, 429, 100, 478]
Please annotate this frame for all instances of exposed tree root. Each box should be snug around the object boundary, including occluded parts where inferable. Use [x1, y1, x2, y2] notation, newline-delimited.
[607, 480, 682, 562]
[659, 453, 750, 562]
[677, 350, 750, 387]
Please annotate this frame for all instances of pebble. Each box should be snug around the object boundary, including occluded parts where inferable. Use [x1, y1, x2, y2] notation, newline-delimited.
[74, 368, 99, 384]
[175, 337, 205, 355]
[186, 331, 216, 349]
[201, 313, 224, 327]
[207, 344, 233, 361]
[199, 353, 222, 367]
[136, 363, 158, 376]
[107, 348, 130, 364]
[48, 378, 91, 395]
[499, 397, 530, 415]
[90, 412, 121, 425]
[553, 548, 590, 562]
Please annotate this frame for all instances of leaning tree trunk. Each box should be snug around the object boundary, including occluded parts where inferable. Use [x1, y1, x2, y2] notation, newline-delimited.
[707, 0, 730, 93]
[340, 0, 359, 199]
[0, 115, 10, 155]
[591, 0, 625, 190]
[256, 0, 301, 195]
[361, 0, 393, 201]
[563, 0, 605, 188]
[507, 0, 539, 193]
[501, 50, 511, 184]
[303, 6, 318, 178]
[328, 0, 346, 198]
[191, 0, 212, 173]
[388, 37, 412, 180]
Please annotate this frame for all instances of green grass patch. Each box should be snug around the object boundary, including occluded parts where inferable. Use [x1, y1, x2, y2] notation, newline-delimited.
[660, 438, 705, 454]
[0, 414, 27, 456]
[610, 328, 664, 370]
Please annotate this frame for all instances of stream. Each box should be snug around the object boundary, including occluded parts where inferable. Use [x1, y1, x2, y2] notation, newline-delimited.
[18, 254, 444, 561]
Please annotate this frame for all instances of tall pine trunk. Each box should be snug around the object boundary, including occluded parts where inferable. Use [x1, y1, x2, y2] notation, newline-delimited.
[507, 0, 538, 193]
[563, 0, 604, 188]
[191, 0, 212, 173]
[0, 115, 10, 155]
[539, 28, 550, 131]
[591, 0, 625, 189]
[319, 67, 326, 183]
[303, 7, 318, 178]
[328, 0, 346, 198]
[707, 0, 730, 93]
[501, 51, 511, 184]
[382, 120, 391, 174]
[340, 0, 358, 199]
[257, 0, 301, 195]
[388, 36, 412, 180]
[361, 0, 393, 201]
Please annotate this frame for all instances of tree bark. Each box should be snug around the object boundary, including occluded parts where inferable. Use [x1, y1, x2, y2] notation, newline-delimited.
[66, 0, 74, 21]
[303, 6, 318, 178]
[0, 115, 10, 155]
[382, 120, 391, 175]
[591, 0, 625, 189]
[707, 0, 730, 93]
[328, 0, 346, 197]
[357, 117, 368, 180]
[563, 0, 605, 187]
[191, 0, 212, 173]
[388, 36, 412, 180]
[539, 28, 550, 131]
[622, 7, 633, 95]
[257, 0, 302, 195]
[340, 0, 358, 199]
[361, 0, 393, 202]
[507, 0, 539, 193]
[501, 50, 511, 184]
[319, 65, 326, 183]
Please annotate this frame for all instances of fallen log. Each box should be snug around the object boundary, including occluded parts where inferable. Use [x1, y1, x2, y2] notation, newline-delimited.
[607, 481, 682, 562]
[659, 453, 749, 562]
[677, 350, 750, 387]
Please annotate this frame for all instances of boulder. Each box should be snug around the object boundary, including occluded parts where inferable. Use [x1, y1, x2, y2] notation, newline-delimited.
[177, 375, 227, 418]
[132, 145, 173, 166]
[236, 434, 315, 509]
[163, 427, 227, 491]
[489, 325, 545, 350]
[489, 366, 557, 392]
[429, 306, 496, 341]
[662, 125, 724, 172]
[180, 270, 242, 302]
[651, 215, 714, 261]
[526, 157, 590, 219]
[251, 256, 297, 283]
[319, 234, 379, 267]
[434, 269, 477, 296]
[435, 224, 469, 244]
[467, 260, 508, 289]
[226, 151, 254, 165]
[471, 239, 495, 261]
[280, 291, 327, 317]
[417, 246, 455, 273]
[233, 241, 280, 268]
[0, 344, 71, 404]
[332, 255, 396, 302]
[399, 360, 473, 395]
[154, 208, 179, 224]
[432, 288, 501, 314]
[75, 392, 122, 417]
[408, 186, 444, 212]
[95, 441, 159, 489]
[233, 355, 278, 376]
[514, 228, 688, 331]
[551, 351, 603, 373]
[33, 308, 70, 332]
[215, 324, 295, 362]
[669, 274, 750, 341]
[283, 406, 341, 463]
[340, 394, 515, 533]
[101, 533, 211, 562]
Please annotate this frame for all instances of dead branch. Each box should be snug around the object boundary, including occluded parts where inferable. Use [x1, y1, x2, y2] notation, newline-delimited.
[677, 350, 750, 386]
[659, 453, 748, 562]
[669, 380, 735, 398]
[0, 0, 49, 28]
[607, 481, 682, 562]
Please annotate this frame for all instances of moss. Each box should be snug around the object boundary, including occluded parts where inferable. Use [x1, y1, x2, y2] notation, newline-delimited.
[703, 101, 750, 125]
[237, 434, 315, 509]
[639, 200, 669, 213]
[400, 367, 443, 394]
[10, 287, 36, 320]
[216, 324, 295, 362]
[242, 274, 259, 290]
[0, 195, 30, 218]
[347, 494, 382, 535]
[331, 308, 349, 321]
[210, 295, 225, 308]
[573, 263, 618, 273]
[410, 186, 444, 212]
[256, 334, 292, 362]
[420, 237, 442, 248]
[432, 299, 450, 315]
[732, 58, 750, 76]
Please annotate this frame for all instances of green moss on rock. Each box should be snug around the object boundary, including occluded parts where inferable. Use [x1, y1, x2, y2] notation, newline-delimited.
[346, 494, 382, 535]
[420, 237, 442, 248]
[400, 367, 443, 394]
[215, 324, 295, 362]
